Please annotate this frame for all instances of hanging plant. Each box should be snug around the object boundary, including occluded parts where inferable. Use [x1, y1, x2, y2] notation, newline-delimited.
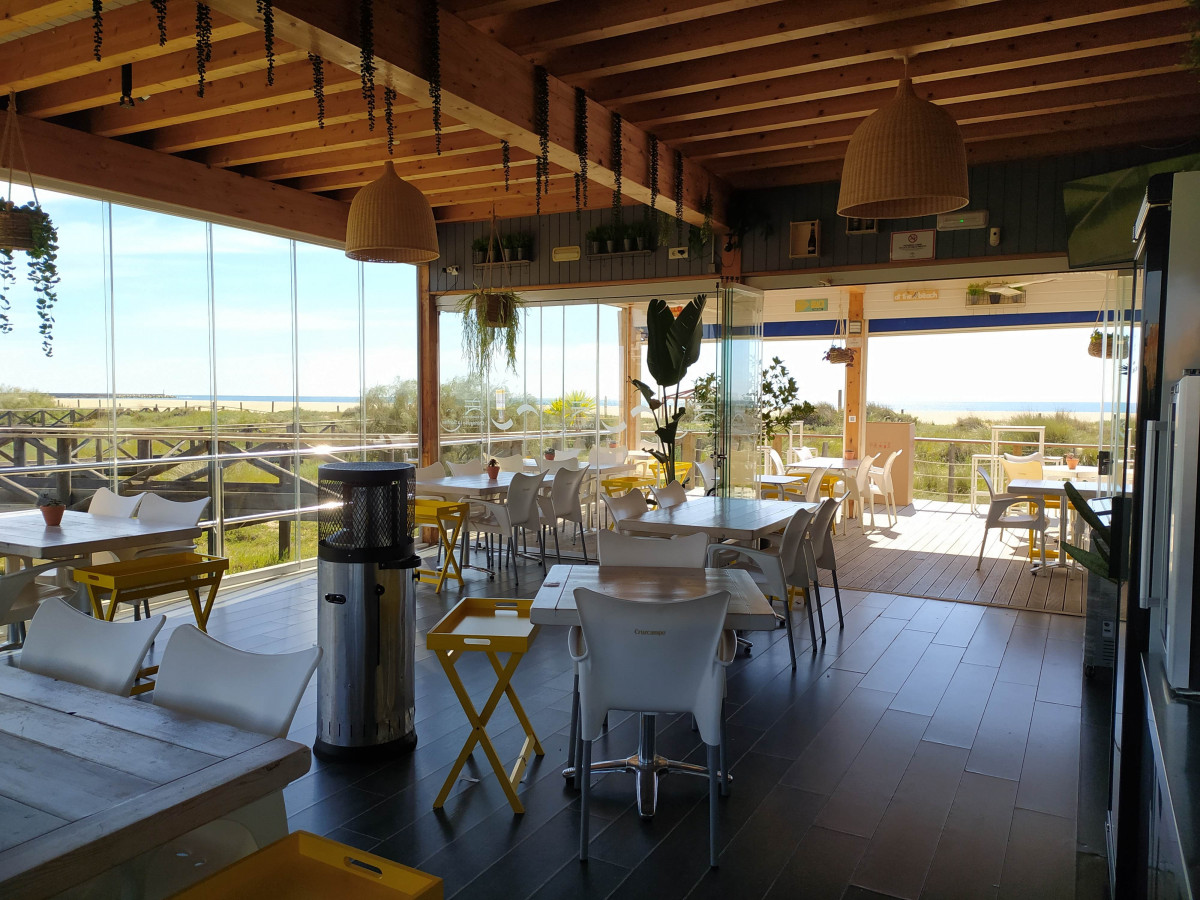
[92, 0, 103, 61]
[674, 150, 684, 242]
[501, 140, 510, 192]
[533, 66, 550, 215]
[1088, 329, 1128, 359]
[195, 2, 213, 98]
[611, 111, 623, 228]
[256, 0, 275, 86]
[574, 87, 588, 212]
[151, 0, 168, 47]
[648, 133, 659, 212]
[384, 87, 396, 155]
[460, 211, 522, 373]
[308, 53, 325, 128]
[425, 0, 442, 155]
[359, 0, 376, 130]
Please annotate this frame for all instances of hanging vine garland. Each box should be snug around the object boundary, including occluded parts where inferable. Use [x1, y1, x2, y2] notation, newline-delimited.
[674, 150, 684, 241]
[92, 0, 103, 62]
[195, 3, 213, 98]
[501, 141, 511, 192]
[359, 0, 376, 131]
[256, 0, 275, 86]
[574, 87, 588, 212]
[384, 87, 396, 155]
[151, 0, 168, 46]
[533, 66, 550, 215]
[610, 111, 623, 228]
[308, 53, 326, 128]
[648, 133, 659, 212]
[425, 0, 442, 155]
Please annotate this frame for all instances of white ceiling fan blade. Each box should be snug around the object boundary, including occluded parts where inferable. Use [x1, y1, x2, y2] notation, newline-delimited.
[989, 286, 1024, 297]
[1006, 277, 1059, 289]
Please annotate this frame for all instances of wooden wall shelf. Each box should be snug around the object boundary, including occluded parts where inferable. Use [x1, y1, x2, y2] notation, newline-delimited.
[587, 250, 654, 260]
[475, 259, 532, 269]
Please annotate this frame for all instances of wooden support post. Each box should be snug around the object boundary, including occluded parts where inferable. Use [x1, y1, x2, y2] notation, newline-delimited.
[620, 306, 639, 453]
[417, 266, 439, 468]
[55, 436, 73, 504]
[843, 288, 867, 461]
[947, 442, 957, 502]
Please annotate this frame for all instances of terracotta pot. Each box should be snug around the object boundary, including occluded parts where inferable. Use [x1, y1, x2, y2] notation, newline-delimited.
[544, 449, 555, 460]
[40, 505, 65, 526]
[486, 464, 500, 479]
[1066, 456, 1079, 470]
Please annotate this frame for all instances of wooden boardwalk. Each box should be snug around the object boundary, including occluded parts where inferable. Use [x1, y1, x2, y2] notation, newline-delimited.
[827, 499, 1086, 615]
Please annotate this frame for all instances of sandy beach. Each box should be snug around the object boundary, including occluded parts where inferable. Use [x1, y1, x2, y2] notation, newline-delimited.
[53, 397, 354, 413]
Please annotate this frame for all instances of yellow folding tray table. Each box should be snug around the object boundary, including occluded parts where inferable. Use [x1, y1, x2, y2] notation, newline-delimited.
[72, 551, 228, 631]
[426, 597, 543, 813]
[413, 499, 470, 593]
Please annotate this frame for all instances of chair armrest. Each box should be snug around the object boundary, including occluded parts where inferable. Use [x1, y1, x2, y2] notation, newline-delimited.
[567, 625, 587, 662]
[717, 629, 737, 666]
[993, 495, 1045, 515]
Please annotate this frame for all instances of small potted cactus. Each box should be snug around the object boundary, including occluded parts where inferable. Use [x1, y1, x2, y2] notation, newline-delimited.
[37, 492, 65, 526]
[486, 458, 500, 479]
[543, 447, 556, 461]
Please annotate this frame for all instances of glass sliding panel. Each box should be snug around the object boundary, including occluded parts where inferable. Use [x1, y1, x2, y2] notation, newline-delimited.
[438, 310, 485, 465]
[538, 304, 565, 457]
[363, 263, 419, 463]
[717, 284, 764, 497]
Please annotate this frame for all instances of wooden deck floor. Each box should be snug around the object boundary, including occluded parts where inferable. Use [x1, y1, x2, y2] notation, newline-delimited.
[828, 500, 1086, 616]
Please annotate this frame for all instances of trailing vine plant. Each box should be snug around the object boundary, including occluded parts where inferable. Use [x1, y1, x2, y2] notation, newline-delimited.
[533, 66, 550, 215]
[648, 133, 659, 212]
[574, 87, 588, 215]
[501, 140, 511, 191]
[256, 0, 275, 86]
[0, 204, 60, 357]
[308, 53, 326, 128]
[151, 0, 168, 46]
[610, 111, 623, 229]
[195, 2, 213, 98]
[384, 87, 396, 155]
[425, 0, 442, 154]
[674, 150, 684, 242]
[359, 0, 376, 130]
[92, 0, 103, 61]
[1187, 0, 1200, 73]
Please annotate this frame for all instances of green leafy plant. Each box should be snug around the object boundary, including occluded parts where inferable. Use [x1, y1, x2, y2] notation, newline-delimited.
[722, 193, 774, 252]
[0, 200, 60, 357]
[631, 294, 706, 483]
[457, 289, 522, 375]
[37, 492, 64, 508]
[761, 357, 815, 442]
[1062, 481, 1120, 582]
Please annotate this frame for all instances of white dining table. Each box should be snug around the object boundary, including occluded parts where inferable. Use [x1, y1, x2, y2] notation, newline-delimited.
[1007, 478, 1101, 570]
[616, 495, 814, 542]
[0, 509, 202, 564]
[785, 456, 861, 473]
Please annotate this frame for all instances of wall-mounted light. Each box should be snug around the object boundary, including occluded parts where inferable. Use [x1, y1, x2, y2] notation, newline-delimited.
[118, 63, 136, 109]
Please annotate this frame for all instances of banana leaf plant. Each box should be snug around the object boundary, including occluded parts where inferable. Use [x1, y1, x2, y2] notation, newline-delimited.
[1062, 481, 1121, 582]
[631, 294, 706, 484]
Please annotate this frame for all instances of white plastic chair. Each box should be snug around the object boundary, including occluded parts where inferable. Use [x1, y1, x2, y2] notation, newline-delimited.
[571, 588, 734, 868]
[868, 450, 903, 526]
[809, 496, 848, 630]
[705, 507, 820, 668]
[470, 471, 547, 584]
[21, 597, 163, 696]
[414, 461, 449, 502]
[976, 466, 1046, 571]
[538, 457, 581, 474]
[597, 530, 708, 568]
[494, 453, 527, 472]
[797, 465, 829, 503]
[602, 488, 649, 532]
[651, 480, 688, 509]
[145, 626, 321, 897]
[594, 446, 628, 468]
[838, 455, 879, 532]
[761, 447, 786, 475]
[0, 562, 87, 650]
[694, 459, 716, 495]
[539, 466, 591, 564]
[112, 494, 209, 619]
[448, 459, 485, 476]
[88, 486, 143, 518]
[555, 448, 582, 461]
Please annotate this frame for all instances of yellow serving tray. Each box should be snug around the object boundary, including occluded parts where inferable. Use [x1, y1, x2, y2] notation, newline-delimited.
[425, 597, 538, 654]
[72, 551, 228, 589]
[171, 832, 442, 899]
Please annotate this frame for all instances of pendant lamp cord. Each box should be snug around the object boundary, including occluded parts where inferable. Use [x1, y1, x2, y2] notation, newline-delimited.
[1, 91, 38, 206]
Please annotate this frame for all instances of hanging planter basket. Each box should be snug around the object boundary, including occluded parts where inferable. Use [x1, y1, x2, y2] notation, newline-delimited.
[0, 202, 35, 251]
[824, 346, 855, 364]
[483, 291, 517, 327]
[1088, 332, 1127, 359]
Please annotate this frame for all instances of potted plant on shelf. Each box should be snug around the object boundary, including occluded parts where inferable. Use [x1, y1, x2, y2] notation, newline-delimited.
[601, 223, 615, 254]
[37, 492, 65, 526]
[500, 232, 515, 262]
[585, 226, 604, 256]
[486, 458, 500, 479]
[472, 235, 492, 265]
[514, 232, 533, 261]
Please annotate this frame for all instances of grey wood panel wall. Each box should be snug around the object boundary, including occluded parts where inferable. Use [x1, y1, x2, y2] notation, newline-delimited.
[429, 147, 1174, 294]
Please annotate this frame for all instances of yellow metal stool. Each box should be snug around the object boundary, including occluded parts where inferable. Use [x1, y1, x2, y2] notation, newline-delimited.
[426, 597, 544, 813]
[413, 499, 469, 592]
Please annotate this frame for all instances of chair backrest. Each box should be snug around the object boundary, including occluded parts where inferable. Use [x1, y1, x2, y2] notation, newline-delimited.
[854, 455, 879, 492]
[1001, 454, 1043, 483]
[538, 457, 581, 474]
[601, 488, 648, 524]
[556, 448, 582, 460]
[416, 461, 446, 481]
[776, 507, 817, 586]
[652, 481, 688, 509]
[804, 465, 829, 502]
[154, 625, 320, 738]
[763, 447, 785, 475]
[978, 466, 1001, 499]
[494, 453, 527, 472]
[694, 459, 715, 490]
[598, 530, 708, 568]
[594, 446, 627, 467]
[137, 493, 210, 526]
[550, 465, 589, 516]
[572, 588, 730, 743]
[881, 449, 903, 478]
[448, 459, 485, 476]
[20, 597, 164, 696]
[506, 471, 547, 527]
[88, 487, 143, 518]
[810, 495, 845, 569]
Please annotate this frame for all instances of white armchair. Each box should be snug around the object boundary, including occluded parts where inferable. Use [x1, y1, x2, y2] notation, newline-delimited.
[976, 466, 1047, 571]
[470, 471, 547, 584]
[538, 466, 591, 563]
[868, 449, 903, 526]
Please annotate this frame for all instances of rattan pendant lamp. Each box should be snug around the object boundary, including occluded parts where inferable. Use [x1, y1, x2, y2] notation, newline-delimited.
[837, 62, 969, 219]
[345, 161, 440, 263]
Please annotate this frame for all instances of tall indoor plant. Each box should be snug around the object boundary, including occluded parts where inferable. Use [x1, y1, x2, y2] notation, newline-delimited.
[631, 294, 706, 484]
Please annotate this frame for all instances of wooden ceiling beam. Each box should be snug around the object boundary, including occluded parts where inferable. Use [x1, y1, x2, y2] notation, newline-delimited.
[5, 111, 347, 243]
[295, 158, 552, 195]
[0, 0, 92, 41]
[204, 0, 729, 226]
[428, 182, 614, 222]
[425, 172, 576, 207]
[585, 0, 1184, 105]
[441, 0, 562, 21]
[286, 147, 539, 192]
[616, 9, 1190, 126]
[0, 5, 254, 93]
[651, 44, 1188, 145]
[237, 130, 502, 178]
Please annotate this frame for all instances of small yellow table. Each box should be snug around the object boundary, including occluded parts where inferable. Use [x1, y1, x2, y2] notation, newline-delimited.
[413, 499, 470, 593]
[426, 597, 543, 813]
[72, 551, 228, 631]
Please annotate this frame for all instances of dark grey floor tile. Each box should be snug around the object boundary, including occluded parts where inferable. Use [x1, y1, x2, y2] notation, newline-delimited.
[858, 629, 933, 693]
[878, 595, 925, 619]
[889, 643, 964, 716]
[996, 808, 1076, 900]
[1048, 613, 1084, 642]
[931, 602, 987, 647]
[1016, 700, 1081, 820]
[1016, 610, 1053, 631]
[850, 741, 969, 899]
[921, 772, 1018, 900]
[842, 886, 906, 899]
[763, 826, 869, 900]
[831, 616, 907, 674]
[923, 662, 998, 749]
[859, 592, 898, 609]
[781, 687, 894, 795]
[907, 599, 958, 634]
[528, 857, 629, 900]
[966, 680, 1037, 781]
[754, 667, 865, 760]
[1036, 638, 1084, 707]
[961, 611, 1018, 668]
[996, 626, 1049, 686]
[322, 826, 381, 854]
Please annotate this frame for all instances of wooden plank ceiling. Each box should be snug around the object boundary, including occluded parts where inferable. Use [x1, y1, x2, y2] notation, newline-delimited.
[1, 0, 1197, 233]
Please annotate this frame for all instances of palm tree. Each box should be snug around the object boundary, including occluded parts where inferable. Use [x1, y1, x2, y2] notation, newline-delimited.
[545, 390, 597, 427]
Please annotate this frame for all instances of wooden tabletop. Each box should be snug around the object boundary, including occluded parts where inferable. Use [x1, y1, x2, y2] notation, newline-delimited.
[786, 456, 861, 472]
[0, 510, 203, 560]
[1008, 478, 1101, 498]
[617, 495, 814, 541]
[531, 564, 776, 631]
[0, 667, 310, 899]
